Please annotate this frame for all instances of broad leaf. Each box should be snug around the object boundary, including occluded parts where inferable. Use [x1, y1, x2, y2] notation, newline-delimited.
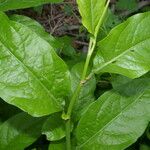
[42, 113, 66, 141]
[0, 12, 70, 117]
[77, 0, 107, 35]
[0, 0, 63, 11]
[70, 62, 96, 121]
[93, 12, 150, 78]
[10, 14, 61, 53]
[76, 80, 150, 150]
[0, 112, 46, 150]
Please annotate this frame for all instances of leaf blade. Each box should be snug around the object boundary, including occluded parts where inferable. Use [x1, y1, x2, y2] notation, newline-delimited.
[93, 12, 150, 78]
[0, 112, 46, 150]
[0, 12, 70, 117]
[77, 0, 107, 35]
[76, 80, 150, 149]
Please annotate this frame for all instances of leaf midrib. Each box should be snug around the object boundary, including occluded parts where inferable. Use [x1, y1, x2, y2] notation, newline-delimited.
[0, 36, 59, 107]
[78, 92, 145, 148]
[94, 37, 150, 73]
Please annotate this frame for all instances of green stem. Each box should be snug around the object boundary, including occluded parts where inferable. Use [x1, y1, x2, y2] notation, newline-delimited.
[65, 1, 110, 149]
[66, 120, 71, 150]
[65, 38, 96, 150]
[66, 38, 94, 117]
[95, 0, 110, 38]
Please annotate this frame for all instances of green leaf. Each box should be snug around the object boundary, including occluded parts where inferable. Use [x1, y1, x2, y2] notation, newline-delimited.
[10, 14, 61, 53]
[112, 77, 150, 96]
[93, 12, 150, 79]
[0, 12, 70, 117]
[77, 0, 107, 35]
[0, 0, 63, 11]
[42, 113, 66, 141]
[70, 62, 96, 121]
[76, 81, 150, 150]
[0, 112, 46, 150]
[48, 141, 66, 150]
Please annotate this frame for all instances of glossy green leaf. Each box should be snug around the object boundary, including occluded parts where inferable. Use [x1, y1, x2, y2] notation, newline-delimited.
[77, 0, 107, 35]
[0, 112, 46, 150]
[70, 62, 96, 121]
[76, 80, 150, 150]
[93, 12, 150, 78]
[10, 14, 61, 53]
[0, 0, 63, 11]
[0, 12, 70, 117]
[42, 113, 66, 141]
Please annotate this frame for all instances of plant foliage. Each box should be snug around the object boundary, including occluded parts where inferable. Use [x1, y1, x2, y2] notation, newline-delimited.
[0, 0, 150, 149]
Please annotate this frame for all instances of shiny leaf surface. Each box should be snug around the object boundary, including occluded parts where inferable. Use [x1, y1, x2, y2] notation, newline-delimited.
[0, 12, 70, 117]
[0, 112, 46, 150]
[42, 113, 66, 141]
[10, 14, 61, 53]
[76, 80, 150, 150]
[77, 0, 107, 35]
[93, 12, 150, 78]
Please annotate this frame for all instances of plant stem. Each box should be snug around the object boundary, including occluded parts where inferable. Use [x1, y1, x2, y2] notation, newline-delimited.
[66, 120, 71, 150]
[65, 38, 96, 150]
[65, 1, 110, 149]
[66, 38, 94, 117]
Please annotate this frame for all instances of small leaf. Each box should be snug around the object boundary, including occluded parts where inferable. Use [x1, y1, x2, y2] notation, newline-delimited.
[76, 80, 150, 149]
[0, 12, 71, 117]
[0, 112, 46, 150]
[93, 12, 150, 78]
[42, 113, 66, 141]
[0, 0, 63, 11]
[77, 0, 107, 35]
